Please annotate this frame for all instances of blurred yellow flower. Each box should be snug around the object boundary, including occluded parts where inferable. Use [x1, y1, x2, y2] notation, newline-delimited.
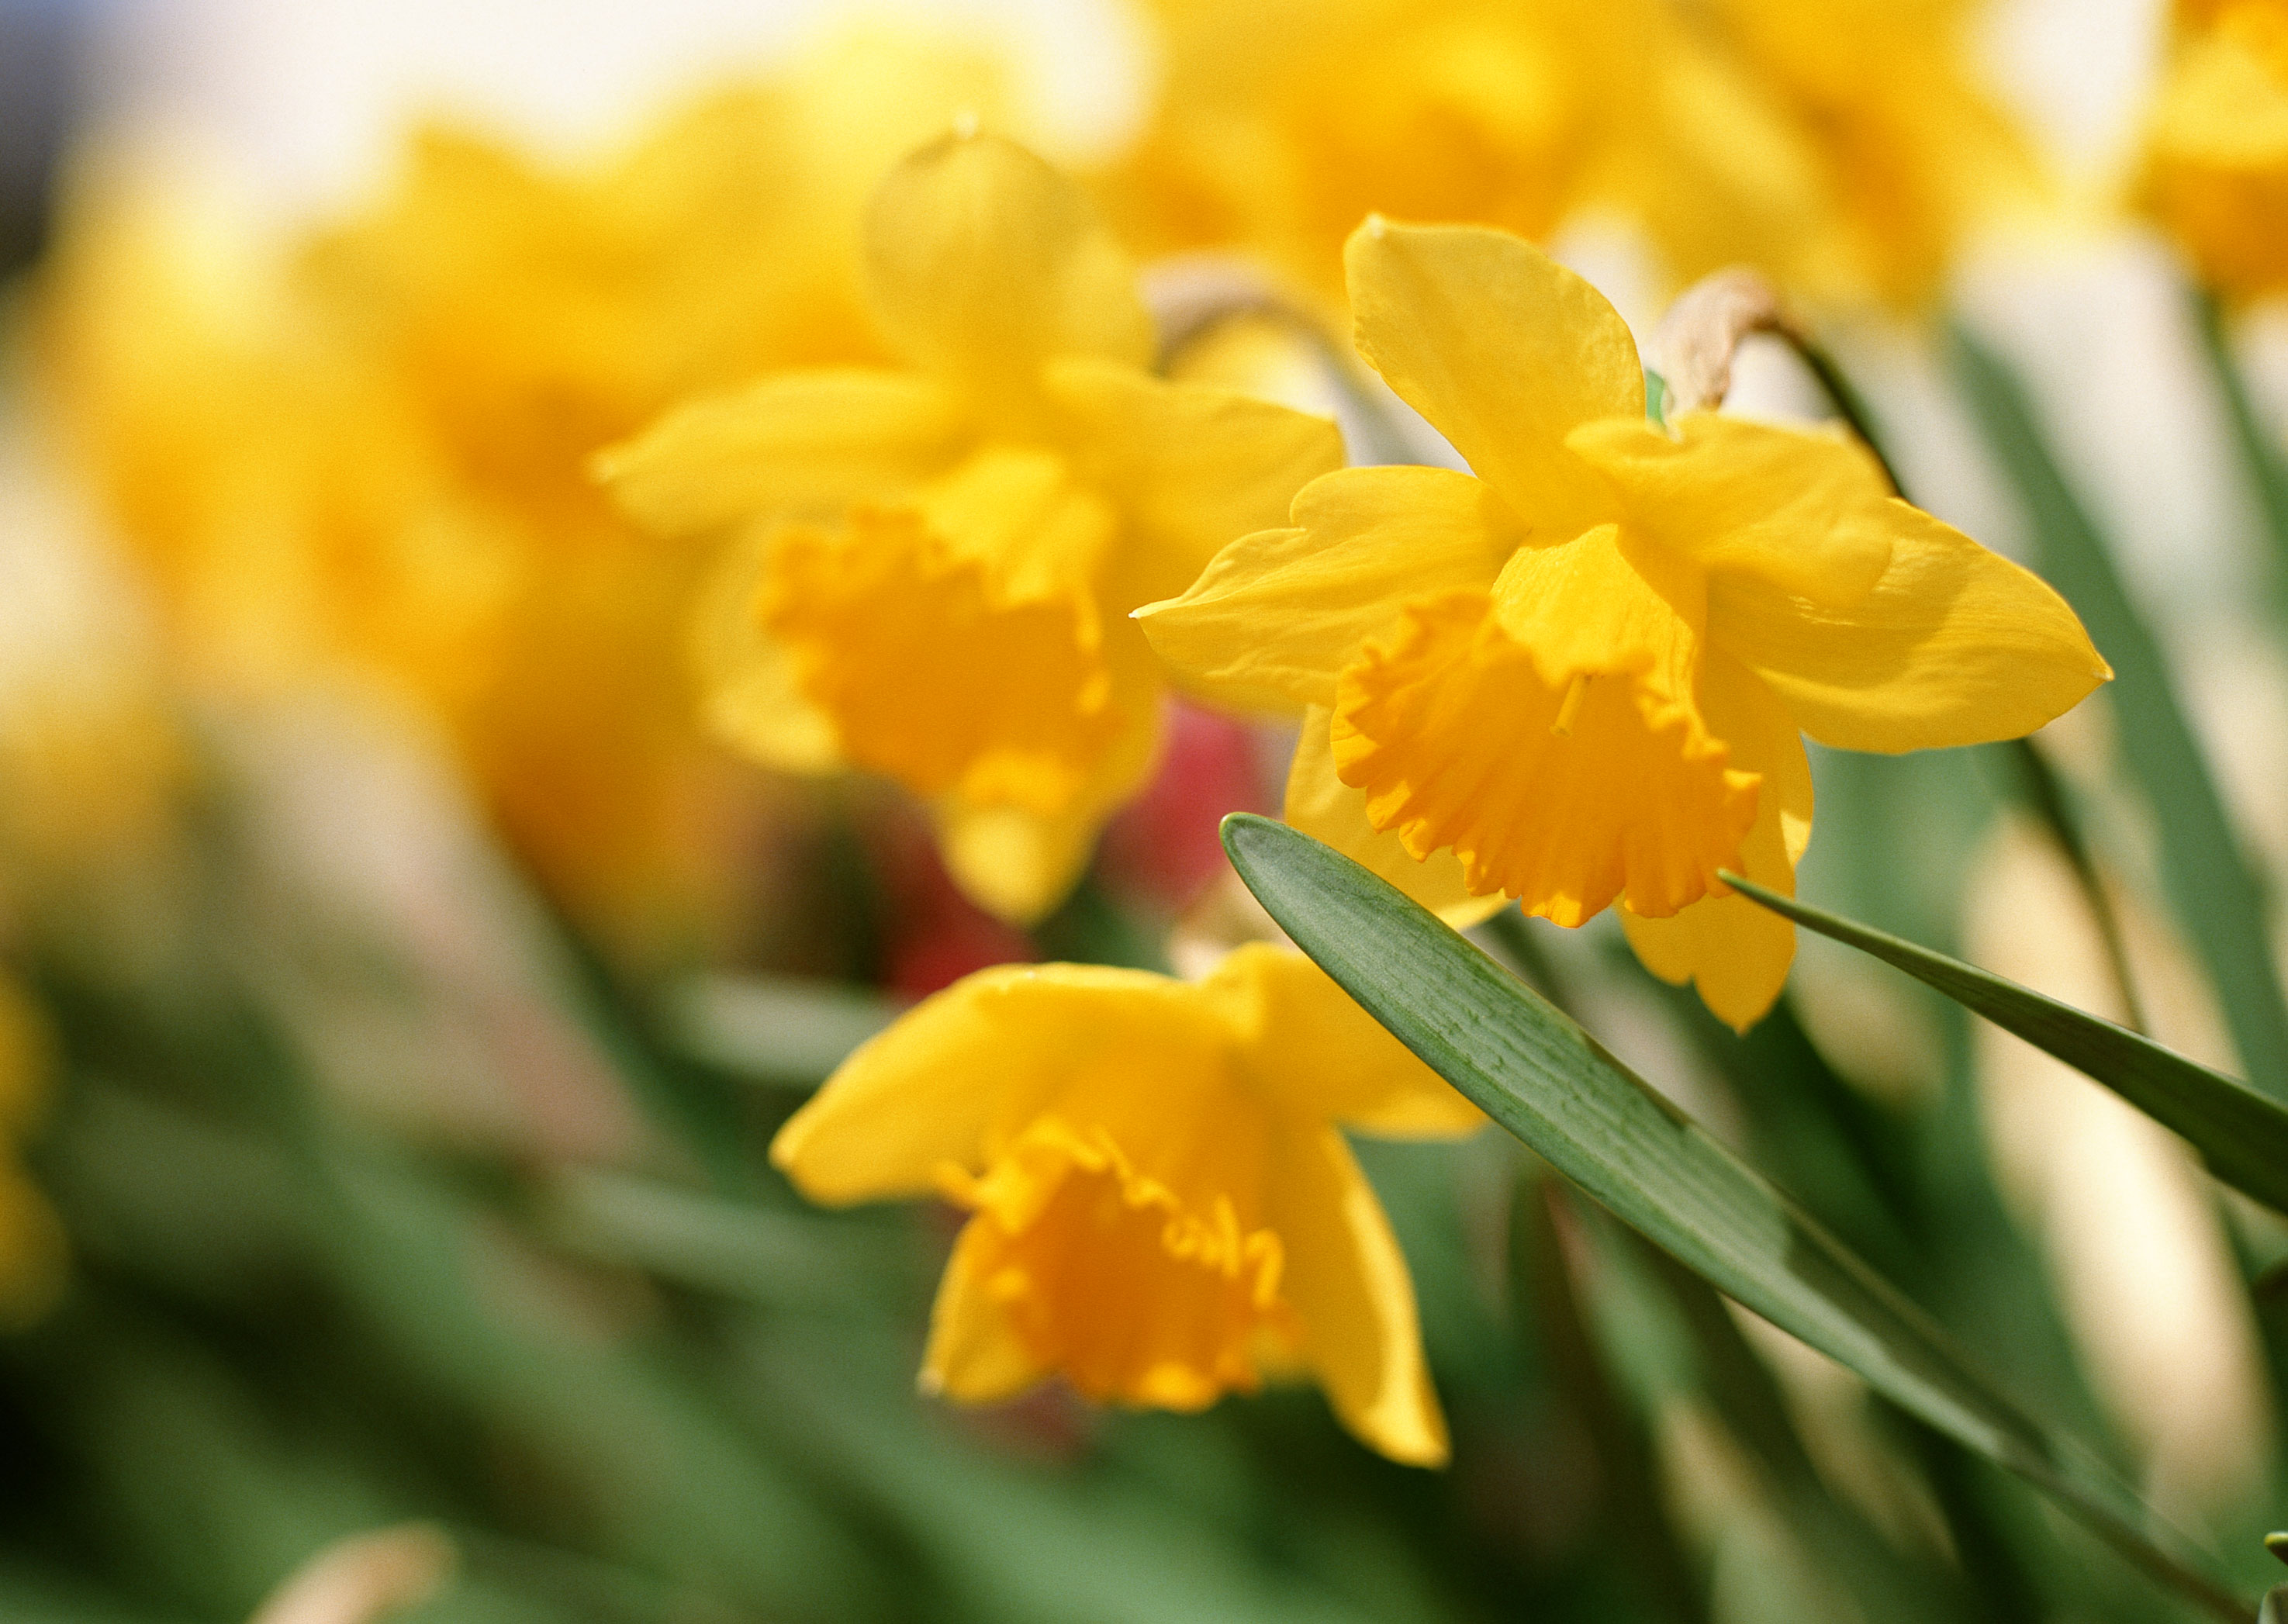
[603, 132, 1343, 924]
[2143, 0, 2288, 300]
[1702, 0, 2046, 308]
[1102, 0, 1824, 302]
[1140, 222, 2108, 1028]
[1104, 0, 2033, 309]
[772, 942, 1480, 1464]
[35, 29, 1012, 955]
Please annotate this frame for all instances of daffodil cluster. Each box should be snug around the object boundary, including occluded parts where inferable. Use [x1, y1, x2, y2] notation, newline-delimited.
[1104, 0, 2038, 308]
[36, 29, 1013, 952]
[33, 0, 2124, 1460]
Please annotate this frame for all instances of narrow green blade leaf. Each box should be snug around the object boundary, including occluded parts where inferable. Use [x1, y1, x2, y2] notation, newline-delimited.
[1950, 325, 2288, 1107]
[1720, 870, 2288, 1217]
[1220, 814, 2249, 1623]
[666, 973, 898, 1087]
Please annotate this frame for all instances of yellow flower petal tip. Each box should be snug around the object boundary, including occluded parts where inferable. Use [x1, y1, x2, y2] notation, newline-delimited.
[1146, 219, 2105, 1025]
[770, 945, 1481, 1465]
[601, 133, 1342, 924]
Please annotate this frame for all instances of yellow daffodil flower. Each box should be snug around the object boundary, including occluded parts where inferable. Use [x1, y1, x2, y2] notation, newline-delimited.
[2144, 0, 2288, 300]
[1101, 0, 1826, 304]
[772, 942, 1481, 1463]
[36, 30, 1013, 955]
[1106, 0, 2035, 311]
[1703, 0, 2047, 308]
[1139, 222, 2109, 1028]
[603, 133, 1343, 924]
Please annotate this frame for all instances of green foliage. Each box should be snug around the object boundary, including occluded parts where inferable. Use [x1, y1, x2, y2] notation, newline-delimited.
[1719, 872, 2288, 1216]
[1222, 812, 2254, 1622]
[1949, 326, 2288, 1108]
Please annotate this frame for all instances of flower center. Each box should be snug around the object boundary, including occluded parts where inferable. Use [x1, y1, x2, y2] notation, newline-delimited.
[927, 1120, 1299, 1412]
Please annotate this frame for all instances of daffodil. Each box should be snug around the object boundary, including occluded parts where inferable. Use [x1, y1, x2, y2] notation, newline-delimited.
[37, 30, 1015, 953]
[1139, 222, 2108, 1028]
[603, 133, 1343, 924]
[1702, 0, 2048, 308]
[1104, 0, 2036, 313]
[1101, 0, 1826, 304]
[772, 942, 1480, 1463]
[2143, 0, 2288, 300]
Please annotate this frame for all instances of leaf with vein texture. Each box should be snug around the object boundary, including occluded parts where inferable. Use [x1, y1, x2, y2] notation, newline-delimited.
[1219, 814, 2250, 1623]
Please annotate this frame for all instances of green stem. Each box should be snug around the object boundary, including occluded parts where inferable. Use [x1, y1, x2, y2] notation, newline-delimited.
[1516, 1176, 1708, 1624]
[2191, 290, 2288, 602]
[1786, 334, 2148, 1042]
[1948, 323, 2288, 1108]
[1994, 738, 2148, 1035]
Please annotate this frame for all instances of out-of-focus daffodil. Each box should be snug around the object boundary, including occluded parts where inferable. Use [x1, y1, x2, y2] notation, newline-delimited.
[36, 30, 1012, 955]
[1703, 0, 2047, 307]
[603, 133, 1343, 924]
[1140, 222, 2108, 1028]
[1107, 0, 2038, 311]
[1102, 0, 1829, 303]
[772, 942, 1479, 1464]
[2144, 0, 2288, 300]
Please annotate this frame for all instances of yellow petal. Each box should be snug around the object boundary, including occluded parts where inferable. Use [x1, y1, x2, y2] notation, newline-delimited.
[1283, 706, 1506, 931]
[1707, 503, 2110, 754]
[2143, 11, 2288, 300]
[1333, 530, 1760, 924]
[1264, 1124, 1450, 1466]
[1566, 413, 1895, 609]
[771, 962, 1207, 1204]
[1042, 356, 1346, 609]
[1619, 650, 1808, 1032]
[1208, 942, 1484, 1138]
[596, 368, 967, 536]
[759, 446, 1138, 828]
[691, 527, 842, 774]
[1344, 219, 1639, 536]
[1135, 465, 1522, 715]
[923, 1116, 1295, 1412]
[935, 716, 1161, 921]
[864, 132, 1153, 417]
[921, 1214, 1050, 1404]
[933, 613, 1168, 924]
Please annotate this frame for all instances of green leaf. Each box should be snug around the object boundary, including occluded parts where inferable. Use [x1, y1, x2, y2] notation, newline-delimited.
[665, 973, 898, 1087]
[2192, 290, 2288, 604]
[1949, 325, 2288, 1109]
[1219, 813, 2252, 1624]
[1719, 870, 2288, 1217]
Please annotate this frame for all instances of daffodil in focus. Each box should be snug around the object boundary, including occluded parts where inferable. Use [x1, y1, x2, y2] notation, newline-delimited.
[2143, 0, 2288, 300]
[772, 942, 1479, 1463]
[603, 132, 1343, 924]
[1140, 222, 2109, 1028]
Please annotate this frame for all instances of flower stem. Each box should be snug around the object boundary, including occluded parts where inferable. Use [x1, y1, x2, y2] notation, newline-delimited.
[1787, 331, 2148, 1037]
